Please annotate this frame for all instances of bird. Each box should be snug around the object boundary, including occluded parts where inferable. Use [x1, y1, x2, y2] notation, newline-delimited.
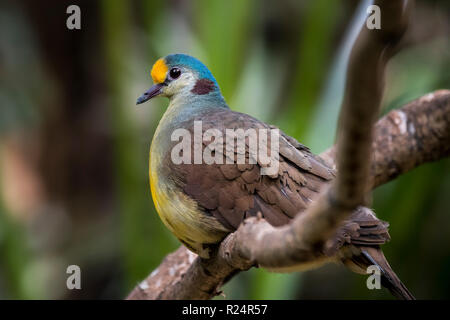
[136, 53, 414, 300]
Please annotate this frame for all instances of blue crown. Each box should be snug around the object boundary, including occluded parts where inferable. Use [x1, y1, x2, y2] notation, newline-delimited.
[165, 54, 217, 84]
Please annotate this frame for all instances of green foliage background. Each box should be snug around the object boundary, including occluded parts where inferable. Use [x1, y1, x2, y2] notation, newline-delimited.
[0, 0, 449, 299]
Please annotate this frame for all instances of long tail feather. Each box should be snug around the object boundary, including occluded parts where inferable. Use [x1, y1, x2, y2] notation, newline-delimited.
[351, 246, 415, 300]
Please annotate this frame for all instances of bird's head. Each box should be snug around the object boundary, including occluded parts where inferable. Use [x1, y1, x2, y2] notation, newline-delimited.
[137, 54, 222, 105]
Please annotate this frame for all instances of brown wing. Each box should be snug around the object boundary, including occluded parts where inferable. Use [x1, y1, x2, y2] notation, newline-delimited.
[166, 108, 390, 249]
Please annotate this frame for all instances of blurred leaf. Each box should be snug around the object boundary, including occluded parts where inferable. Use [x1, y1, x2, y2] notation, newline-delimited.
[101, 0, 176, 291]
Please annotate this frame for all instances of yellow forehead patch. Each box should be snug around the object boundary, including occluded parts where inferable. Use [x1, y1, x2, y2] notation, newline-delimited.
[151, 58, 168, 84]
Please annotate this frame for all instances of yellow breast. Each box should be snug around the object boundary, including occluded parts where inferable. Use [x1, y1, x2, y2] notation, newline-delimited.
[149, 137, 229, 257]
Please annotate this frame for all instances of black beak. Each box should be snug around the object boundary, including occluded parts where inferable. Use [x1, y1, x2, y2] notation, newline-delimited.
[136, 83, 164, 105]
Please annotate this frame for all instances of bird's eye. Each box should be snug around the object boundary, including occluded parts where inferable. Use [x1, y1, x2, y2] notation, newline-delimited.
[169, 67, 181, 79]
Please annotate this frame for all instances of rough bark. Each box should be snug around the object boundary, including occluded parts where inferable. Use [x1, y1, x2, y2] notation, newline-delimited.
[322, 90, 450, 188]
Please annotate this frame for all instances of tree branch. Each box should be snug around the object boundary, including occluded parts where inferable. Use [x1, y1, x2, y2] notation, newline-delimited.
[126, 0, 441, 300]
[322, 90, 450, 188]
